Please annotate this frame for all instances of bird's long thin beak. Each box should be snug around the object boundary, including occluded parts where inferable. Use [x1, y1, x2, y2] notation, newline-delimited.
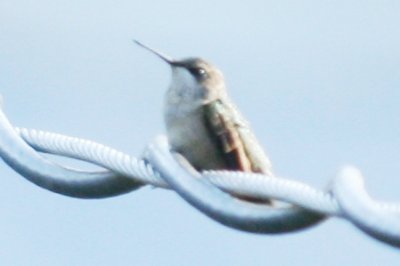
[134, 40, 175, 65]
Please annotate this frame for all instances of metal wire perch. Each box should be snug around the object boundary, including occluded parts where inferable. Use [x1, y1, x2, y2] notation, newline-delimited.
[0, 99, 399, 247]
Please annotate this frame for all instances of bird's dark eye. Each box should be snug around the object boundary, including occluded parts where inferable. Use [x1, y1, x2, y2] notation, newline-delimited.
[188, 67, 208, 79]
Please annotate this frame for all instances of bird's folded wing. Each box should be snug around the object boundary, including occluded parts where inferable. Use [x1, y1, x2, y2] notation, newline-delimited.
[203, 99, 273, 176]
[203, 100, 252, 171]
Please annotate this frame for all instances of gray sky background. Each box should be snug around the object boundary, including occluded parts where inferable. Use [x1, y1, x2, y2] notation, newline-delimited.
[1, 1, 400, 265]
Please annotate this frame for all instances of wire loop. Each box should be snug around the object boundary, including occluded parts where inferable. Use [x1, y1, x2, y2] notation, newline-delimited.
[0, 105, 398, 247]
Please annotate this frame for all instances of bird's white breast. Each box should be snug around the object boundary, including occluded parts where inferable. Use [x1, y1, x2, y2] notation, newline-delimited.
[164, 101, 226, 170]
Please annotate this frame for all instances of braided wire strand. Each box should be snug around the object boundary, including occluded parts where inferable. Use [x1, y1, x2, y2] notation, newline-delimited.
[15, 126, 338, 215]
[0, 107, 398, 246]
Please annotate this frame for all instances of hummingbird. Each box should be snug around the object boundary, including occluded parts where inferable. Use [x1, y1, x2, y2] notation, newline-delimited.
[135, 40, 274, 181]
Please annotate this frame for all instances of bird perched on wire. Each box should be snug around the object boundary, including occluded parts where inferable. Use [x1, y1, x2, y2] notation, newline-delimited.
[136, 40, 274, 202]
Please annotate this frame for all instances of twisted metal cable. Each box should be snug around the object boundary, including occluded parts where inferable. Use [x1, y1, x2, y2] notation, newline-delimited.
[0, 106, 399, 247]
[0, 111, 141, 198]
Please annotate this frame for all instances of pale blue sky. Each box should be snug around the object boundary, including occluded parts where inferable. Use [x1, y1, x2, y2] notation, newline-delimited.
[1, 1, 400, 265]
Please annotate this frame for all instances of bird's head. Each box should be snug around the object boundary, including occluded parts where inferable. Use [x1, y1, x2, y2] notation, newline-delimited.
[135, 40, 227, 103]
